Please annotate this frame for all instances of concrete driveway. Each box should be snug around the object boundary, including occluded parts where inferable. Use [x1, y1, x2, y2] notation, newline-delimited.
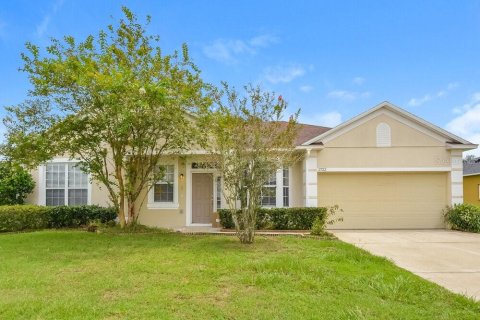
[332, 230, 480, 300]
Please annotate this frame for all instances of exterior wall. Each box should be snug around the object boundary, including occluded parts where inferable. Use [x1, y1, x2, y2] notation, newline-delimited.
[290, 159, 304, 207]
[25, 168, 40, 205]
[136, 156, 187, 229]
[316, 111, 461, 209]
[26, 153, 306, 229]
[318, 113, 451, 169]
[463, 175, 480, 205]
[90, 183, 111, 207]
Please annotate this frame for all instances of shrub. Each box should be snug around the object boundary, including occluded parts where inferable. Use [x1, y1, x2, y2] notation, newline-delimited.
[0, 162, 35, 205]
[218, 209, 235, 229]
[444, 204, 480, 233]
[217, 207, 330, 230]
[0, 205, 117, 232]
[47, 205, 117, 228]
[311, 205, 343, 235]
[0, 205, 49, 232]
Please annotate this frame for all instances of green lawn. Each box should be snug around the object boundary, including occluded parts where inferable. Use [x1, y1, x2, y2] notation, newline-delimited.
[0, 231, 478, 319]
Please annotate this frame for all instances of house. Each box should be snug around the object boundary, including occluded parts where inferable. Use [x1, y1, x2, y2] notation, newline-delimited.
[25, 101, 477, 229]
[463, 157, 480, 205]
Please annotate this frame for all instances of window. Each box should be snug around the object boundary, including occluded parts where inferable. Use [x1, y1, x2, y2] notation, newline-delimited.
[153, 165, 175, 202]
[261, 172, 277, 206]
[45, 162, 88, 206]
[283, 168, 289, 207]
[216, 176, 222, 209]
[376, 122, 391, 147]
[261, 168, 290, 208]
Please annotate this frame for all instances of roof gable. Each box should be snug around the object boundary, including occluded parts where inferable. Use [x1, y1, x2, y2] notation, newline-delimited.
[302, 101, 476, 148]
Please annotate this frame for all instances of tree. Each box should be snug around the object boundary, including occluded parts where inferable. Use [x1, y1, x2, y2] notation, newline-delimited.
[464, 154, 478, 163]
[3, 7, 212, 227]
[210, 84, 299, 243]
[0, 161, 35, 205]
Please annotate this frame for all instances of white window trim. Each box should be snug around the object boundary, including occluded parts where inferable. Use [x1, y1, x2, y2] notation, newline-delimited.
[38, 159, 92, 206]
[214, 174, 224, 211]
[261, 168, 290, 208]
[147, 161, 179, 209]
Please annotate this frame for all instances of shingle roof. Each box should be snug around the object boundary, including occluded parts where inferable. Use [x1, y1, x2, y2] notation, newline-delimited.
[276, 122, 331, 146]
[463, 157, 480, 176]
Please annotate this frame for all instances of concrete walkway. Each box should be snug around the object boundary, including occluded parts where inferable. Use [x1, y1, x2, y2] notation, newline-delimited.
[332, 230, 480, 300]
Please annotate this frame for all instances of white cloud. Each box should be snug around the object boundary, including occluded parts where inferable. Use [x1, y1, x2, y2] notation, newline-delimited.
[203, 34, 278, 64]
[446, 93, 480, 156]
[262, 65, 305, 84]
[36, 0, 64, 37]
[248, 34, 278, 47]
[327, 90, 370, 101]
[299, 85, 314, 93]
[408, 82, 459, 107]
[299, 111, 342, 127]
[36, 16, 51, 37]
[408, 94, 432, 107]
[353, 76, 365, 85]
[447, 82, 459, 90]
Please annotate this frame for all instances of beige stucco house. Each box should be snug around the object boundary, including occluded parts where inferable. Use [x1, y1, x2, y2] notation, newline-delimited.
[26, 102, 477, 230]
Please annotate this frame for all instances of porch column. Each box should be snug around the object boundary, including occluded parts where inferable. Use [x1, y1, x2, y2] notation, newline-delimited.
[303, 149, 318, 207]
[450, 150, 463, 205]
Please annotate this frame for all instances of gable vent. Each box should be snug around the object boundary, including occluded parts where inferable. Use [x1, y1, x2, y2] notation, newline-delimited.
[376, 122, 391, 147]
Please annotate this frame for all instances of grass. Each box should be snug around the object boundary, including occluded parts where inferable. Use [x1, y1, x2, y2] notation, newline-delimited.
[0, 231, 478, 319]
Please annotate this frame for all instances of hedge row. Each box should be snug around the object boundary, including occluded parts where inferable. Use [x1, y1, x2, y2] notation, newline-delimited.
[0, 205, 117, 232]
[218, 207, 328, 230]
[444, 204, 480, 233]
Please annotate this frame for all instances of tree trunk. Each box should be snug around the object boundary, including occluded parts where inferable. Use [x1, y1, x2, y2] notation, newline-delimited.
[236, 205, 256, 244]
[115, 165, 127, 228]
[118, 195, 126, 228]
[127, 200, 136, 225]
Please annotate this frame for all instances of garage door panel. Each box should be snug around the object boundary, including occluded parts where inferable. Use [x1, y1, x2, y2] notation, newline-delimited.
[318, 172, 447, 229]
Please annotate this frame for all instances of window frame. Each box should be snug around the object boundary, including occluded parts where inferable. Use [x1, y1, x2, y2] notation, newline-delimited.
[215, 175, 223, 211]
[261, 167, 291, 208]
[147, 161, 179, 209]
[39, 159, 91, 206]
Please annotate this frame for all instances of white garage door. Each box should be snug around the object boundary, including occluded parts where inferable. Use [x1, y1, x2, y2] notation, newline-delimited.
[318, 172, 448, 229]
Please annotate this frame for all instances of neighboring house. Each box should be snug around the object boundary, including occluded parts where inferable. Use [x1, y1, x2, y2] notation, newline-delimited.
[25, 102, 477, 229]
[463, 157, 480, 205]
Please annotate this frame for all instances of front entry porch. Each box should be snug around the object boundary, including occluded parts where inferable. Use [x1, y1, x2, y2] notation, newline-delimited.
[186, 161, 222, 227]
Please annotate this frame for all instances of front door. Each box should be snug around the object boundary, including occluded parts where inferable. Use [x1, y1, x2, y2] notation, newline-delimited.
[192, 173, 213, 224]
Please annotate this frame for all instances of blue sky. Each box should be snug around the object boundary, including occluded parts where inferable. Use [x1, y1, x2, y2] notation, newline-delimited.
[1, 1, 480, 154]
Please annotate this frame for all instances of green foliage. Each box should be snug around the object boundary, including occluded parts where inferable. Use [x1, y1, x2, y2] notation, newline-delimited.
[0, 205, 49, 232]
[0, 205, 116, 232]
[310, 205, 343, 235]
[217, 209, 235, 229]
[0, 161, 35, 205]
[311, 216, 328, 236]
[210, 83, 300, 243]
[3, 7, 212, 227]
[47, 205, 117, 228]
[444, 203, 480, 233]
[218, 207, 329, 230]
